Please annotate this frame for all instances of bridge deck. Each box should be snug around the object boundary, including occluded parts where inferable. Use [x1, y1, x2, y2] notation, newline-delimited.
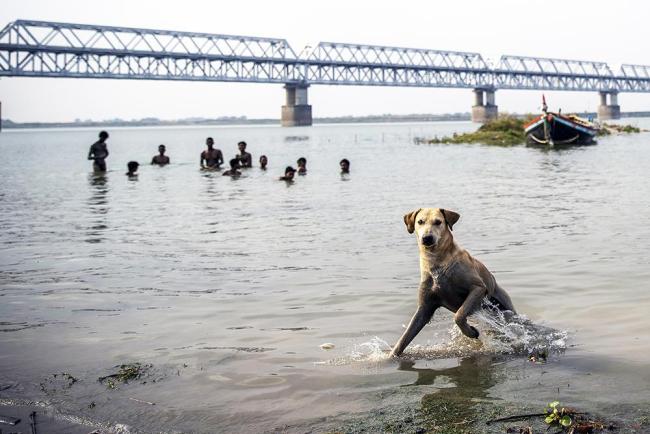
[1, 19, 648, 92]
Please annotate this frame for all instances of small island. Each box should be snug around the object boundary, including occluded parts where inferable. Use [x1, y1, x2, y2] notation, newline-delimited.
[418, 115, 643, 147]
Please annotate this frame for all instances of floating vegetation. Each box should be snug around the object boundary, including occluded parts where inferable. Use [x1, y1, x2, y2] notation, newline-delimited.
[544, 401, 575, 429]
[417, 115, 534, 147]
[488, 401, 617, 433]
[598, 122, 642, 136]
[98, 363, 151, 389]
[417, 116, 643, 146]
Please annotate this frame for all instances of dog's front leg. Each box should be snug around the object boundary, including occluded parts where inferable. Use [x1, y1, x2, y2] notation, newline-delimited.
[390, 304, 436, 357]
[390, 279, 437, 357]
[454, 285, 486, 339]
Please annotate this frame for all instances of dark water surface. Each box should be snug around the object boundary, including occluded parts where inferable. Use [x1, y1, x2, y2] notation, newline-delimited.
[1, 121, 650, 433]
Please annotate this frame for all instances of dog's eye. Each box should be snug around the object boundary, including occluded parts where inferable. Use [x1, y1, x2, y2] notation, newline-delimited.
[433, 219, 442, 226]
[417, 219, 424, 225]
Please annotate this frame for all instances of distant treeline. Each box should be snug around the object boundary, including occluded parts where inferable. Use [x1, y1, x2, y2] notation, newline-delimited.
[2, 111, 650, 130]
[1, 113, 470, 129]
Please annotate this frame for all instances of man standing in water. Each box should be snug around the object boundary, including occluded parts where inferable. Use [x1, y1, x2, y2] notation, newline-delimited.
[151, 144, 170, 165]
[236, 141, 252, 168]
[200, 137, 223, 169]
[88, 131, 110, 172]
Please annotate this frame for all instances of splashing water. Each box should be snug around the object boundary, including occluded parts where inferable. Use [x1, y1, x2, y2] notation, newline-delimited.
[323, 303, 567, 365]
[317, 336, 392, 366]
[470, 301, 567, 355]
[405, 306, 567, 360]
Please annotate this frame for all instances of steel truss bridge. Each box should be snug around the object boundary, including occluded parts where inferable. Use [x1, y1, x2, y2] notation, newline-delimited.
[1, 19, 649, 92]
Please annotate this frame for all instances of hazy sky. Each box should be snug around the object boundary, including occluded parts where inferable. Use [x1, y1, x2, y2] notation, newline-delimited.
[1, 0, 649, 122]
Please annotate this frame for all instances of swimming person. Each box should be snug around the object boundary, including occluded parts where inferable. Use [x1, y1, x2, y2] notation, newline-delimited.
[340, 158, 350, 174]
[279, 166, 296, 182]
[259, 155, 268, 170]
[236, 141, 252, 168]
[88, 131, 110, 172]
[201, 137, 224, 169]
[151, 144, 170, 165]
[222, 158, 242, 177]
[297, 157, 307, 175]
[126, 161, 139, 177]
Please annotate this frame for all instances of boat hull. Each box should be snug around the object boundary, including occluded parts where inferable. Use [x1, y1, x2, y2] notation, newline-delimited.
[524, 114, 597, 146]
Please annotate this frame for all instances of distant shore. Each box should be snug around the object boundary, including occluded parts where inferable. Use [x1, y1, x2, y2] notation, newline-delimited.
[3, 111, 650, 130]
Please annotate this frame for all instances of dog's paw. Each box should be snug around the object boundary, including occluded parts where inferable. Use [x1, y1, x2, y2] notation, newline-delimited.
[463, 325, 479, 339]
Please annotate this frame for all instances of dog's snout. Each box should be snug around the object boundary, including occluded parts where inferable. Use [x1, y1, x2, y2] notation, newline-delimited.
[421, 235, 436, 246]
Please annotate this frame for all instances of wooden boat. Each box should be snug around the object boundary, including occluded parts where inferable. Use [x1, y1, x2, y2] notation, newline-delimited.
[524, 96, 598, 146]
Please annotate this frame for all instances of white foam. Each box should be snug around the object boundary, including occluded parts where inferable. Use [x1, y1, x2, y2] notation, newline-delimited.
[323, 305, 567, 365]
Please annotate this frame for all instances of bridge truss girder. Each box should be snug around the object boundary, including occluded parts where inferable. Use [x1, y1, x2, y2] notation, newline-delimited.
[1, 19, 650, 93]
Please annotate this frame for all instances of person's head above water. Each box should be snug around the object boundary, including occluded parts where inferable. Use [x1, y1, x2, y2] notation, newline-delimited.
[238, 141, 247, 152]
[259, 155, 268, 169]
[229, 158, 240, 169]
[281, 166, 296, 181]
[99, 131, 109, 141]
[127, 160, 139, 175]
[206, 137, 214, 148]
[297, 157, 307, 167]
[158, 144, 166, 154]
[340, 158, 350, 173]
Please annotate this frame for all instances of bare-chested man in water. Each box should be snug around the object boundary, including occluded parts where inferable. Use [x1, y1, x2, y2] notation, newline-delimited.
[236, 141, 253, 168]
[200, 137, 224, 169]
[88, 131, 110, 172]
[151, 144, 170, 165]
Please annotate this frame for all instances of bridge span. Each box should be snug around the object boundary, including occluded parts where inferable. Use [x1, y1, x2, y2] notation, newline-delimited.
[2, 19, 650, 126]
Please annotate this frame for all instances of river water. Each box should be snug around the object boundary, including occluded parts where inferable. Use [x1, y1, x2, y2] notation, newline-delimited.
[1, 121, 650, 433]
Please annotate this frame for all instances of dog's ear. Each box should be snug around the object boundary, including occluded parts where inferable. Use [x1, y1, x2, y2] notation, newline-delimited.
[403, 209, 422, 234]
[440, 209, 460, 231]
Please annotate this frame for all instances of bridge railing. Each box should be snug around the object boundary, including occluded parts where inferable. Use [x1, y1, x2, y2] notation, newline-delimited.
[1, 19, 650, 92]
[493, 55, 620, 92]
[0, 19, 297, 60]
[0, 20, 305, 83]
[304, 42, 492, 87]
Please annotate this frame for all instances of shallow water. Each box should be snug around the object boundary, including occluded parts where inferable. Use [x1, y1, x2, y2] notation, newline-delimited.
[1, 120, 650, 433]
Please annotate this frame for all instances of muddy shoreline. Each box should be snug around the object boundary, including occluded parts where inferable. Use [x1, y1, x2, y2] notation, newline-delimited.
[2, 350, 650, 433]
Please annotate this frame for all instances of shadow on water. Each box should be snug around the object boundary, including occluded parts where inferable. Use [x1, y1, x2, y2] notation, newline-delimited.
[86, 173, 109, 244]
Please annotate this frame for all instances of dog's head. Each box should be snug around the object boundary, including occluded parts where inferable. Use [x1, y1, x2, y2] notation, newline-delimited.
[403, 207, 460, 249]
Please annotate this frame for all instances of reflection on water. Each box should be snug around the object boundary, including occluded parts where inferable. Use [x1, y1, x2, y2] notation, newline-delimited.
[399, 355, 496, 390]
[86, 173, 109, 244]
[1, 121, 650, 432]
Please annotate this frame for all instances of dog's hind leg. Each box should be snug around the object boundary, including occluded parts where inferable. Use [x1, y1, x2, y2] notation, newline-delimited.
[390, 304, 437, 357]
[454, 285, 486, 339]
[491, 285, 516, 313]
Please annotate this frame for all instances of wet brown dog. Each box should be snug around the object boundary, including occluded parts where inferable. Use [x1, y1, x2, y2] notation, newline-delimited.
[390, 208, 516, 357]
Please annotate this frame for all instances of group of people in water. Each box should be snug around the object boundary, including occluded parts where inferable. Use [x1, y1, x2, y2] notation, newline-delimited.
[88, 131, 351, 180]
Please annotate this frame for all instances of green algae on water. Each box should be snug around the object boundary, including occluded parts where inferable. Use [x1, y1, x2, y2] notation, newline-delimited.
[98, 362, 151, 389]
[421, 115, 533, 147]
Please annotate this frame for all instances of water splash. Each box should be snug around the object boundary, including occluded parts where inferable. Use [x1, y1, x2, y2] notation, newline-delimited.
[324, 304, 567, 364]
[349, 336, 393, 362]
[317, 336, 392, 366]
[470, 302, 567, 355]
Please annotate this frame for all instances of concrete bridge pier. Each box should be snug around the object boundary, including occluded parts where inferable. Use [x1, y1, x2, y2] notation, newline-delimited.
[598, 91, 620, 120]
[281, 84, 312, 127]
[471, 88, 498, 122]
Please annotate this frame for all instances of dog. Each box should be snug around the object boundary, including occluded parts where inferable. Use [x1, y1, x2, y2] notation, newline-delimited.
[390, 208, 516, 357]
